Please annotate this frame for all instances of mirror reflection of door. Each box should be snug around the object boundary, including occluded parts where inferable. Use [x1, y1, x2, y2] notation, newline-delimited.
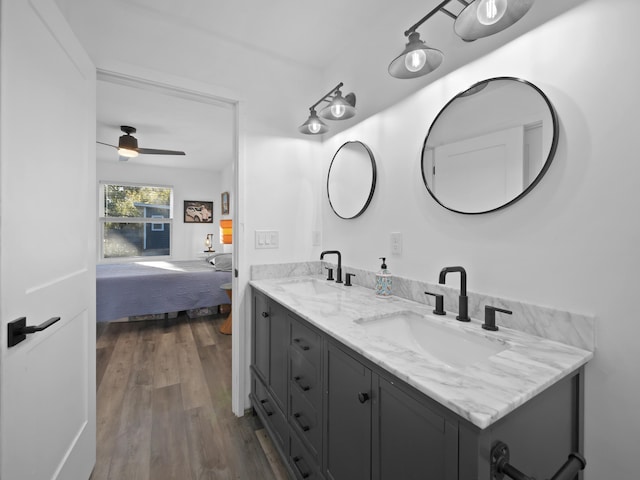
[422, 77, 557, 214]
[432, 126, 524, 213]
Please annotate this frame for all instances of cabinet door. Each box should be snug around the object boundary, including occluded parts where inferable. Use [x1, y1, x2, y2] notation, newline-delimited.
[374, 377, 458, 480]
[325, 343, 372, 480]
[269, 302, 289, 412]
[253, 292, 271, 383]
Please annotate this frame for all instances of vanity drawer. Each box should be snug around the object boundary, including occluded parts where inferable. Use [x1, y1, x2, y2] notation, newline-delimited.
[290, 316, 321, 367]
[290, 384, 321, 462]
[290, 430, 321, 480]
[290, 347, 321, 410]
[252, 374, 288, 454]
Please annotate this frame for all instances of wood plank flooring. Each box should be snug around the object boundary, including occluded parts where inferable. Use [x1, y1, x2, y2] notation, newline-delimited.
[92, 314, 288, 480]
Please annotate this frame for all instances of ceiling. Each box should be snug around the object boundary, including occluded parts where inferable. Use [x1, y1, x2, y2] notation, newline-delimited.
[56, 0, 587, 172]
[96, 75, 234, 171]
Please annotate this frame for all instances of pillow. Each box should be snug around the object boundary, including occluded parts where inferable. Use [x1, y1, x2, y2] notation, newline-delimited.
[208, 253, 232, 271]
[206, 253, 225, 263]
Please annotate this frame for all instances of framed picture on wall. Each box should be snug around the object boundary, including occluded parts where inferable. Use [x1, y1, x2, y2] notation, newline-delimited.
[184, 200, 213, 223]
[221, 191, 230, 215]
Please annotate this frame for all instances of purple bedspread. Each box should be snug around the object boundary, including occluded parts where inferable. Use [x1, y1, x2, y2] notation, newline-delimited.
[96, 260, 232, 321]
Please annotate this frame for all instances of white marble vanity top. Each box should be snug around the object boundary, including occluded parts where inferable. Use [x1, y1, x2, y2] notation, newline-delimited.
[250, 275, 593, 429]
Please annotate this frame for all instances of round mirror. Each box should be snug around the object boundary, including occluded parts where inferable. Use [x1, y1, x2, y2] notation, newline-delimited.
[327, 141, 377, 219]
[421, 77, 558, 214]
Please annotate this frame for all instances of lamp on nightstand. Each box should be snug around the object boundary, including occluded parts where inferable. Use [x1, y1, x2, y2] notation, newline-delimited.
[205, 233, 214, 252]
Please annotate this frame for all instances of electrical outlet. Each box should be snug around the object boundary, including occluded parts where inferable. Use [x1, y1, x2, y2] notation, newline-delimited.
[391, 232, 403, 255]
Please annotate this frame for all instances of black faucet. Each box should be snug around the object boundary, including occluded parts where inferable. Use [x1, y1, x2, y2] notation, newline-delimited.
[438, 266, 469, 322]
[320, 250, 342, 283]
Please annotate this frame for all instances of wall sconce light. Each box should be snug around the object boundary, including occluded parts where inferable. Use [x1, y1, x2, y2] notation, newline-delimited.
[299, 82, 356, 135]
[205, 233, 214, 252]
[389, 0, 534, 79]
[220, 220, 233, 245]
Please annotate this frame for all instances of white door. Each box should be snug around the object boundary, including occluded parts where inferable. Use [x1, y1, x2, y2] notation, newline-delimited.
[0, 0, 96, 479]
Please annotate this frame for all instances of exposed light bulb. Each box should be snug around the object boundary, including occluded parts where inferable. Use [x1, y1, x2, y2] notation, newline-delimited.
[404, 49, 427, 73]
[308, 122, 322, 134]
[330, 103, 346, 118]
[476, 0, 507, 26]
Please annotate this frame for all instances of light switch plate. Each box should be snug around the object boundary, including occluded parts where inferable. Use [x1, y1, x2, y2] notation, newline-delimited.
[255, 230, 279, 249]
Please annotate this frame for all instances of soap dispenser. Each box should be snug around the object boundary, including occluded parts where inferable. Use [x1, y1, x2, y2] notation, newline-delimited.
[375, 257, 392, 298]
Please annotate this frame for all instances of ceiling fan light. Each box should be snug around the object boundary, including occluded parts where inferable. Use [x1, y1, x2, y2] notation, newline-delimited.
[454, 0, 535, 41]
[388, 32, 443, 79]
[118, 148, 138, 158]
[298, 110, 329, 135]
[319, 90, 356, 120]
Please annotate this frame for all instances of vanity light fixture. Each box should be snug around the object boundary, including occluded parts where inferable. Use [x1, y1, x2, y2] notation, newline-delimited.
[299, 82, 356, 135]
[389, 0, 534, 79]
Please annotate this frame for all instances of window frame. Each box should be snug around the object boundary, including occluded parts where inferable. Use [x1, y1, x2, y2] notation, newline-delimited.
[98, 181, 174, 262]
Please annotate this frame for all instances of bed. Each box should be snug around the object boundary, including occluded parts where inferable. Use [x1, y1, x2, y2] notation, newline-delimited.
[96, 258, 232, 322]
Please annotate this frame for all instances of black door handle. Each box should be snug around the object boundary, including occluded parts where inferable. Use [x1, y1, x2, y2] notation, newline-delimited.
[8, 316, 61, 347]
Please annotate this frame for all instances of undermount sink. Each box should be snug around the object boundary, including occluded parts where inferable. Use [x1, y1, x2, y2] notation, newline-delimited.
[278, 278, 342, 296]
[355, 311, 508, 368]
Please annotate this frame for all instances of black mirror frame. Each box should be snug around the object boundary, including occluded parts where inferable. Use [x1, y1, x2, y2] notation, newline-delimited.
[421, 77, 559, 215]
[327, 141, 377, 220]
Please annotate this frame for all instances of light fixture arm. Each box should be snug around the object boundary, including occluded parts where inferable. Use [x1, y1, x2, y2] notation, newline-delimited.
[404, 0, 455, 36]
[309, 82, 344, 111]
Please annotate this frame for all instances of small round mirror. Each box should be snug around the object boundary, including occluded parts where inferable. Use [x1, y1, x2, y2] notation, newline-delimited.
[327, 141, 377, 219]
[421, 77, 558, 214]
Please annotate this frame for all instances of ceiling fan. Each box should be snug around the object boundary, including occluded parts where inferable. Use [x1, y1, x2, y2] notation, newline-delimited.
[97, 125, 186, 161]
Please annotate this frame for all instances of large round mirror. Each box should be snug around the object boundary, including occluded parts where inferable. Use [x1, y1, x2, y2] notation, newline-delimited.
[421, 77, 558, 214]
[327, 141, 377, 219]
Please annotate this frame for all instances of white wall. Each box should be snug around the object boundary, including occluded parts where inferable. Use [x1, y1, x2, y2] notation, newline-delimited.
[318, 0, 639, 478]
[219, 161, 234, 220]
[97, 161, 226, 259]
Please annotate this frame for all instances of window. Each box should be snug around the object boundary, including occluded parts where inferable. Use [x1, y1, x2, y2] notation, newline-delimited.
[99, 183, 173, 259]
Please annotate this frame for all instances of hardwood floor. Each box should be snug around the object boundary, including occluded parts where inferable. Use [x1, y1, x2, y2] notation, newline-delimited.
[93, 314, 289, 480]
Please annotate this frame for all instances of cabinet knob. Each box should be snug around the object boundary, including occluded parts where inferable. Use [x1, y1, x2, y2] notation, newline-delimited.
[358, 392, 370, 404]
[261, 311, 269, 318]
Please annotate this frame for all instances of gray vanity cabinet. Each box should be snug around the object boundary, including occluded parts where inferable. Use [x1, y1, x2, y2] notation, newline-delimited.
[251, 290, 325, 480]
[250, 291, 290, 456]
[250, 288, 584, 480]
[253, 291, 288, 411]
[324, 341, 458, 480]
[324, 343, 372, 480]
[252, 292, 270, 382]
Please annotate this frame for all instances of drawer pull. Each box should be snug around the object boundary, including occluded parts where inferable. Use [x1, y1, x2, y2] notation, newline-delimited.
[292, 456, 311, 479]
[293, 338, 310, 351]
[358, 392, 370, 404]
[260, 398, 273, 416]
[261, 311, 269, 318]
[293, 412, 311, 432]
[294, 376, 311, 392]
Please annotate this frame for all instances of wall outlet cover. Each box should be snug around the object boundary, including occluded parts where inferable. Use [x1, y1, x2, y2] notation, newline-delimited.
[391, 232, 402, 255]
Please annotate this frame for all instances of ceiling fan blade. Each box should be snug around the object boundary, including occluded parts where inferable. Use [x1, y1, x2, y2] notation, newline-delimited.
[136, 147, 186, 156]
[96, 141, 118, 149]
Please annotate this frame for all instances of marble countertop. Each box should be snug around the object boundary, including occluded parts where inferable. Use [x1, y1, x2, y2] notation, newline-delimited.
[250, 275, 593, 429]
